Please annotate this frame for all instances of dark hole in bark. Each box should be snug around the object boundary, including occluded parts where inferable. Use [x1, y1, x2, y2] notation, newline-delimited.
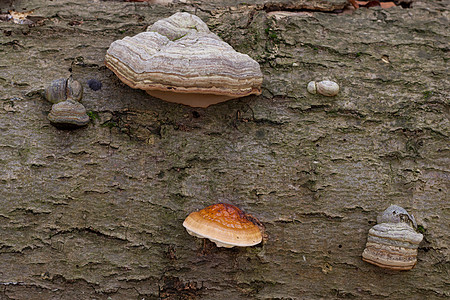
[396, 1, 412, 8]
[159, 276, 202, 299]
[87, 79, 102, 91]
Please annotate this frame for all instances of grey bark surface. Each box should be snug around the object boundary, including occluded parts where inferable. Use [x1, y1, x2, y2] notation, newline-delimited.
[0, 0, 449, 299]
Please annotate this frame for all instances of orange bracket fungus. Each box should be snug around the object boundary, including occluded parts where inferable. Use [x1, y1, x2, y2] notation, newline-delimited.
[183, 203, 263, 248]
[105, 12, 263, 108]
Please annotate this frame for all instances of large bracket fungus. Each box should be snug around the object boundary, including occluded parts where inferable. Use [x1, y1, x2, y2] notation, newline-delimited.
[105, 12, 263, 107]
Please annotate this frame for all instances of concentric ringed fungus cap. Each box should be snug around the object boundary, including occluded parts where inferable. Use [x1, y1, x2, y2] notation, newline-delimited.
[183, 203, 263, 248]
[47, 98, 89, 129]
[105, 12, 263, 107]
[361, 205, 423, 271]
[147, 12, 210, 41]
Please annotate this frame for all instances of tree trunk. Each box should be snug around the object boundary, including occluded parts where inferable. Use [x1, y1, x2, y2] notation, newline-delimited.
[0, 0, 448, 299]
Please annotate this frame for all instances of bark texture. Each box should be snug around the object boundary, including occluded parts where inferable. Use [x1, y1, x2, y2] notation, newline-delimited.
[0, 0, 449, 299]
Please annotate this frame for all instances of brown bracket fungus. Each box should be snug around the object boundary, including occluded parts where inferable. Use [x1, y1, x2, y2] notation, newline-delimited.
[183, 203, 263, 248]
[45, 76, 83, 104]
[45, 76, 89, 129]
[362, 205, 424, 270]
[47, 98, 90, 129]
[105, 12, 263, 108]
[377, 204, 417, 229]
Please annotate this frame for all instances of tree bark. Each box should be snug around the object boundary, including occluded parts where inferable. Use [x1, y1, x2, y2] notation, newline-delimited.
[0, 0, 448, 299]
